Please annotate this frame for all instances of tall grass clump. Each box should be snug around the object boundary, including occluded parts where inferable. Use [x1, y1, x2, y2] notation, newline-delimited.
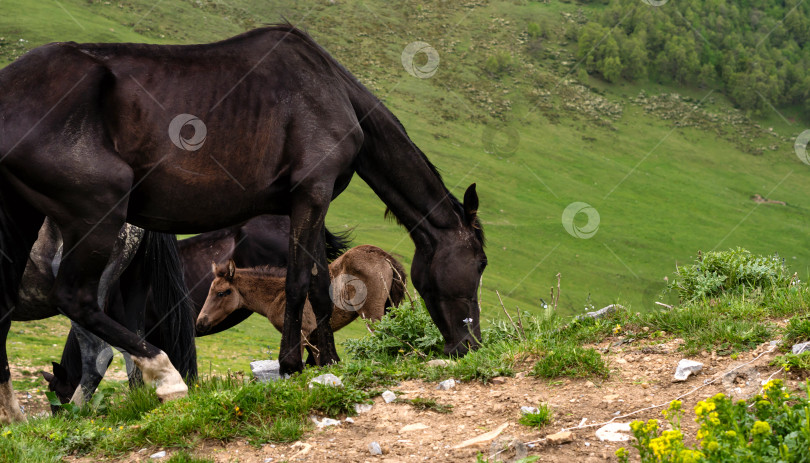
[672, 248, 797, 303]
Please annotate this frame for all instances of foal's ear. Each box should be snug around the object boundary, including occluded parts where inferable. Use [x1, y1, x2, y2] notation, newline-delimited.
[211, 261, 218, 276]
[463, 183, 479, 223]
[227, 259, 236, 280]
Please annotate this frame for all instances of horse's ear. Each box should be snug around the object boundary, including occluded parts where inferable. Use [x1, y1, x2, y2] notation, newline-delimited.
[52, 362, 68, 380]
[211, 261, 218, 275]
[227, 259, 236, 280]
[40, 370, 55, 383]
[463, 183, 479, 223]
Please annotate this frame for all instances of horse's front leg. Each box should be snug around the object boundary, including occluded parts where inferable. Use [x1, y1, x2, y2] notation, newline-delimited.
[278, 192, 338, 375]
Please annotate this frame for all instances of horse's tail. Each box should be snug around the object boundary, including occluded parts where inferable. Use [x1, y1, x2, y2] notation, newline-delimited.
[324, 227, 352, 262]
[133, 231, 197, 381]
[386, 256, 408, 311]
[0, 191, 39, 311]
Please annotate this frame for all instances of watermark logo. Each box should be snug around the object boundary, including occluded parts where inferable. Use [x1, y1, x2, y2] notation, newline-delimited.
[401, 41, 440, 79]
[795, 129, 810, 166]
[329, 274, 368, 312]
[482, 125, 520, 158]
[562, 202, 600, 239]
[641, 0, 668, 6]
[168, 113, 207, 151]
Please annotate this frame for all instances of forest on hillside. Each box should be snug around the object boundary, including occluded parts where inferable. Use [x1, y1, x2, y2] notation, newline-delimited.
[563, 0, 810, 117]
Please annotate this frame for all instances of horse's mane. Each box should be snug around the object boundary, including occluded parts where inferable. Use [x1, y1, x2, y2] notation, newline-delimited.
[238, 265, 287, 279]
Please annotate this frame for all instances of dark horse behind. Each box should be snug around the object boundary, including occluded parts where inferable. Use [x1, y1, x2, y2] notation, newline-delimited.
[0, 24, 485, 422]
[44, 215, 351, 405]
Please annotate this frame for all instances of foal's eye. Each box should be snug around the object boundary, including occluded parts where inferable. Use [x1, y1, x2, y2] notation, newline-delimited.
[216, 289, 232, 297]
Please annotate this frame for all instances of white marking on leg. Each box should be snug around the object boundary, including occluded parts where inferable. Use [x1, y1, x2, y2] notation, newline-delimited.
[132, 351, 188, 401]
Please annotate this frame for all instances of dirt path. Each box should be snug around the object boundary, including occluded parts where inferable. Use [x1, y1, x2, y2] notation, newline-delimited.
[59, 336, 793, 462]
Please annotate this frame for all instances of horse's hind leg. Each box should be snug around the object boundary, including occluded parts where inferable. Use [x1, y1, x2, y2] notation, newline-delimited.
[0, 189, 45, 423]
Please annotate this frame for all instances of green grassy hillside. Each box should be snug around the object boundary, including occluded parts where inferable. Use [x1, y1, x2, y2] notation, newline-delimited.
[2, 0, 810, 371]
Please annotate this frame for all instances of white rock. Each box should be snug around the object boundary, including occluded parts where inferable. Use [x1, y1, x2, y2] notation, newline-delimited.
[250, 360, 285, 382]
[792, 342, 810, 355]
[595, 422, 632, 442]
[309, 373, 343, 388]
[673, 359, 703, 381]
[150, 451, 167, 459]
[437, 379, 456, 390]
[311, 416, 341, 428]
[368, 441, 383, 455]
[344, 417, 355, 424]
[382, 390, 397, 403]
[399, 423, 429, 433]
[355, 403, 373, 414]
[520, 406, 539, 415]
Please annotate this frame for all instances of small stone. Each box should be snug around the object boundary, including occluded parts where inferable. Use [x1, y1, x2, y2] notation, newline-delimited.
[311, 416, 341, 428]
[150, 451, 167, 459]
[615, 358, 627, 364]
[673, 359, 703, 382]
[437, 379, 456, 390]
[584, 381, 595, 388]
[250, 360, 285, 382]
[490, 376, 507, 385]
[520, 406, 539, 415]
[426, 359, 455, 367]
[344, 417, 354, 424]
[603, 394, 620, 404]
[792, 342, 810, 355]
[309, 373, 343, 388]
[595, 422, 632, 442]
[381, 390, 397, 403]
[355, 403, 373, 414]
[546, 431, 573, 444]
[399, 423, 430, 433]
[368, 441, 383, 455]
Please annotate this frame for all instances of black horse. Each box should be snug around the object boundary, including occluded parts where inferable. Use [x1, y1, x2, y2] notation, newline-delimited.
[0, 24, 486, 420]
[43, 215, 350, 405]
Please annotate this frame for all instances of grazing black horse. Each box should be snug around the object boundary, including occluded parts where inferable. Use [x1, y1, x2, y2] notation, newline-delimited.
[0, 24, 486, 420]
[44, 215, 350, 405]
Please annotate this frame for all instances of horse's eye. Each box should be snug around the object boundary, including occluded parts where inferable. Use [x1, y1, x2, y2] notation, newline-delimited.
[478, 259, 488, 272]
[216, 289, 231, 297]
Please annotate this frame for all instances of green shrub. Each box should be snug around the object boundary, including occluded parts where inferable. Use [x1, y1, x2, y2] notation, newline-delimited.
[618, 380, 810, 462]
[484, 52, 513, 76]
[532, 344, 608, 378]
[343, 298, 444, 359]
[671, 248, 796, 302]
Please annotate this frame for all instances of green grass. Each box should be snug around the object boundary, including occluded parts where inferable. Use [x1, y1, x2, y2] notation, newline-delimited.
[397, 397, 454, 414]
[531, 344, 609, 379]
[518, 403, 553, 429]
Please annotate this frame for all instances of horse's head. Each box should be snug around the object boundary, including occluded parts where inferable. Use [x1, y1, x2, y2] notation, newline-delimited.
[40, 362, 79, 413]
[412, 184, 487, 357]
[196, 260, 242, 334]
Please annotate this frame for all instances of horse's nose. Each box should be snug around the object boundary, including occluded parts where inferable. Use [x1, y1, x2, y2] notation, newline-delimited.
[196, 317, 210, 334]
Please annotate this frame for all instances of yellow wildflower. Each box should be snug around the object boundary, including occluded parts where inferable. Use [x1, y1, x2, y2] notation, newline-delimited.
[724, 430, 736, 438]
[694, 400, 716, 417]
[751, 421, 771, 436]
[706, 441, 719, 452]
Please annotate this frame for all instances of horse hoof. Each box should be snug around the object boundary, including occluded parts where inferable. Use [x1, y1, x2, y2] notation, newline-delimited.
[156, 381, 188, 402]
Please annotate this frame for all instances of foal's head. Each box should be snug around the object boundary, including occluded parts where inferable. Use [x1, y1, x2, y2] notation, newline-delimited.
[196, 260, 242, 334]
